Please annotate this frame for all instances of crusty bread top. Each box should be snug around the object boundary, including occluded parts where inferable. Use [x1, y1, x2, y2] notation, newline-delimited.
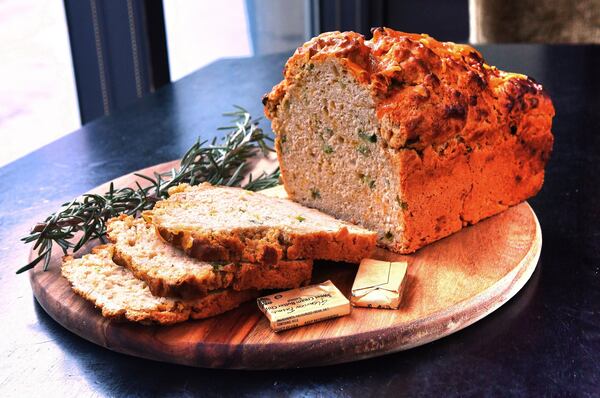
[107, 215, 313, 298]
[264, 28, 554, 158]
[61, 245, 257, 325]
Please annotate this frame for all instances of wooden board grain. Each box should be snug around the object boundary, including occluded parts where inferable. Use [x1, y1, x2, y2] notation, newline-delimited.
[28, 160, 541, 369]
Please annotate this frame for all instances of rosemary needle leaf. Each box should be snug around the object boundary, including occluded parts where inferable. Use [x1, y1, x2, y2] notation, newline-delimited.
[17, 248, 50, 274]
[18, 107, 281, 274]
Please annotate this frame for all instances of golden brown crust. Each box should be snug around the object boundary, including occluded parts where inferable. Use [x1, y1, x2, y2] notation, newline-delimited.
[188, 289, 259, 320]
[232, 262, 312, 290]
[265, 28, 553, 153]
[263, 28, 554, 254]
[154, 224, 375, 264]
[154, 225, 276, 265]
[396, 136, 545, 253]
[285, 229, 377, 263]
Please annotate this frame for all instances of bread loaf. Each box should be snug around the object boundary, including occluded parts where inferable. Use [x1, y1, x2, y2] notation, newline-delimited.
[143, 183, 377, 264]
[107, 215, 312, 298]
[61, 245, 258, 325]
[263, 28, 554, 253]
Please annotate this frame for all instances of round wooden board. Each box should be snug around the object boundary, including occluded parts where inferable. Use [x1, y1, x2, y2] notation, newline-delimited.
[29, 161, 541, 369]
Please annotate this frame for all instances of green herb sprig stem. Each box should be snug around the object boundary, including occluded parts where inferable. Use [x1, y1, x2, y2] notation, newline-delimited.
[18, 107, 280, 274]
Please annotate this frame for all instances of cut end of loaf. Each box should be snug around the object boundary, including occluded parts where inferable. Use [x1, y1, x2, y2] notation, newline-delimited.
[270, 57, 407, 251]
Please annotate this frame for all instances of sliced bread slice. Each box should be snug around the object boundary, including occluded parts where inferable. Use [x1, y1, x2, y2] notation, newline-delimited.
[107, 215, 313, 298]
[143, 183, 377, 265]
[61, 245, 258, 325]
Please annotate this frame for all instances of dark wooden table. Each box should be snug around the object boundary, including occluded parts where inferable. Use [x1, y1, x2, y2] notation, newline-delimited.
[1, 45, 599, 396]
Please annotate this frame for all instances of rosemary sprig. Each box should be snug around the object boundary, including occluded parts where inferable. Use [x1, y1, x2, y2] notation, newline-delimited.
[18, 106, 280, 274]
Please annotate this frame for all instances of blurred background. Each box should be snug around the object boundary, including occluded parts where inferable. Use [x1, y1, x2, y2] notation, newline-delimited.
[0, 0, 598, 167]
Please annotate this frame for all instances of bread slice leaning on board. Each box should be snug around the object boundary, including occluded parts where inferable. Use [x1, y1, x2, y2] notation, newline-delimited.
[61, 245, 259, 325]
[107, 215, 313, 299]
[263, 27, 554, 254]
[143, 183, 377, 265]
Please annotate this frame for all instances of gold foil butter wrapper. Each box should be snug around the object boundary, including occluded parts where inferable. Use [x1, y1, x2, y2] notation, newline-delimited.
[351, 259, 408, 309]
[257, 280, 351, 332]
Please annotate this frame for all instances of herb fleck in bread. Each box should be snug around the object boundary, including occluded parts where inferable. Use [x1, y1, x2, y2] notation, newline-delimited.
[263, 28, 554, 253]
[107, 215, 312, 298]
[61, 245, 258, 325]
[143, 183, 377, 264]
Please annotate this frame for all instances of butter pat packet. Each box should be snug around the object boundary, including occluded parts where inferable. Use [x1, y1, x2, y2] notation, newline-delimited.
[257, 280, 351, 332]
[351, 259, 408, 309]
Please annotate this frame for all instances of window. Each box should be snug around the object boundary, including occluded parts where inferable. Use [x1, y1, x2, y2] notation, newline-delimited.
[0, 0, 79, 167]
[163, 0, 252, 81]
